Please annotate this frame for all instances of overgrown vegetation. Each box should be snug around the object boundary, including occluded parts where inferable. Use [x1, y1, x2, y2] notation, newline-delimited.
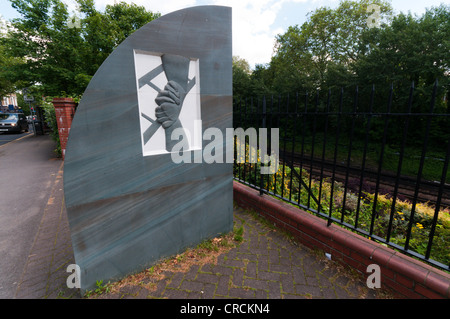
[40, 98, 61, 157]
[85, 224, 243, 298]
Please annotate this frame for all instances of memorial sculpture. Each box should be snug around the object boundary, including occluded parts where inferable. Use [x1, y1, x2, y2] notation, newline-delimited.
[63, 6, 233, 293]
[136, 52, 201, 155]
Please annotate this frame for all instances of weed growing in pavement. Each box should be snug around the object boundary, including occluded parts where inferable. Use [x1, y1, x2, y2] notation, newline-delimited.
[85, 228, 243, 298]
[234, 225, 244, 243]
[84, 280, 112, 298]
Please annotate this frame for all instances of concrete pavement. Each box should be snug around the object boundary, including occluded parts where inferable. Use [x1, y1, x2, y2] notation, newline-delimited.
[0, 133, 77, 298]
[2, 134, 398, 300]
[13, 158, 79, 299]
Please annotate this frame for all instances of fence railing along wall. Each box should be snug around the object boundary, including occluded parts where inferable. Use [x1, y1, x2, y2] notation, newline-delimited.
[233, 81, 450, 272]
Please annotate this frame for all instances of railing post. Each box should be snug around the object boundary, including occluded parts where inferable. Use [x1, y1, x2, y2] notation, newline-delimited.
[426, 137, 450, 260]
[328, 88, 343, 227]
[405, 79, 438, 251]
[260, 95, 267, 195]
[369, 83, 393, 236]
[386, 81, 414, 243]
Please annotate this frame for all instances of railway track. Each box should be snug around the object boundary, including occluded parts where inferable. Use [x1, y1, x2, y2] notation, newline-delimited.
[279, 151, 450, 209]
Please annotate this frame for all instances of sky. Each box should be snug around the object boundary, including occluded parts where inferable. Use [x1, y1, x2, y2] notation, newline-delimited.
[0, 0, 448, 68]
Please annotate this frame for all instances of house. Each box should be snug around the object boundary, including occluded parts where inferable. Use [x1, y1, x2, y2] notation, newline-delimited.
[0, 93, 19, 113]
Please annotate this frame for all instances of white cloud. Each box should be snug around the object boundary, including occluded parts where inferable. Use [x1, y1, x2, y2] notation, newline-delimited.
[209, 0, 308, 68]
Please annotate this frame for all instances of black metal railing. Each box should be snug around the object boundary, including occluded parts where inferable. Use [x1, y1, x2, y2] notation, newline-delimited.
[233, 81, 450, 271]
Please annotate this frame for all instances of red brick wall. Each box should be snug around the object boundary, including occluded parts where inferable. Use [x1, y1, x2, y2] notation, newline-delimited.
[52, 98, 77, 160]
[233, 181, 450, 299]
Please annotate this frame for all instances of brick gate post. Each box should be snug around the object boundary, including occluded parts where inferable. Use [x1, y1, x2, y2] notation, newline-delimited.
[52, 97, 77, 160]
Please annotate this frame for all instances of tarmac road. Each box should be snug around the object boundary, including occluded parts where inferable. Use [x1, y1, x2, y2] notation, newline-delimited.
[0, 131, 33, 147]
[0, 133, 61, 298]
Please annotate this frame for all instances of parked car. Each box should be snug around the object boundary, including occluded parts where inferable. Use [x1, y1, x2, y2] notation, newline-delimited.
[0, 113, 29, 133]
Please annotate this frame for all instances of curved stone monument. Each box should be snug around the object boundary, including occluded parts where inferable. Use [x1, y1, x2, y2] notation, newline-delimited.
[63, 6, 233, 293]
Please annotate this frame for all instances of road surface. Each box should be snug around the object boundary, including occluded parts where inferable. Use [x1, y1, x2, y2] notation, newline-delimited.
[0, 131, 34, 147]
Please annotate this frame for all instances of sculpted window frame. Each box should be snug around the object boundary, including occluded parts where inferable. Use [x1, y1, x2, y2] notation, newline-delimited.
[133, 49, 202, 157]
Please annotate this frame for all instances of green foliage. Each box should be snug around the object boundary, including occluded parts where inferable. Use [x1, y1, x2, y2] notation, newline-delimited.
[0, 43, 24, 99]
[233, 56, 252, 102]
[1, 0, 160, 97]
[234, 225, 244, 243]
[84, 279, 111, 297]
[246, 0, 449, 111]
[264, 0, 393, 93]
[41, 97, 61, 157]
[233, 56, 271, 101]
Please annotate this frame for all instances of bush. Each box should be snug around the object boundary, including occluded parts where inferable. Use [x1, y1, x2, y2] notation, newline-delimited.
[41, 98, 61, 157]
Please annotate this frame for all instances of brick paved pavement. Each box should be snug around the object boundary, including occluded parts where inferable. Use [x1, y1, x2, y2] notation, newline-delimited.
[93, 207, 395, 300]
[13, 163, 395, 300]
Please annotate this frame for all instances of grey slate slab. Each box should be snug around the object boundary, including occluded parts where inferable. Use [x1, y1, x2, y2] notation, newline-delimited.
[64, 6, 233, 293]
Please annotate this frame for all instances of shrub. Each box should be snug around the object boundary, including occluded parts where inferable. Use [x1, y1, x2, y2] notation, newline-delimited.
[41, 98, 61, 157]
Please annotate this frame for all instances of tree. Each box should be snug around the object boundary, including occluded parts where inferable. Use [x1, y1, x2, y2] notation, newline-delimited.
[0, 43, 23, 100]
[355, 4, 450, 92]
[233, 0, 449, 151]
[353, 4, 450, 146]
[232, 56, 252, 102]
[232, 56, 273, 100]
[1, 0, 160, 97]
[264, 0, 393, 92]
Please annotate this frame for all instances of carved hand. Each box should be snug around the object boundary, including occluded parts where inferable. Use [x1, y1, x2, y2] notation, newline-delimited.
[155, 80, 185, 129]
[154, 80, 187, 152]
